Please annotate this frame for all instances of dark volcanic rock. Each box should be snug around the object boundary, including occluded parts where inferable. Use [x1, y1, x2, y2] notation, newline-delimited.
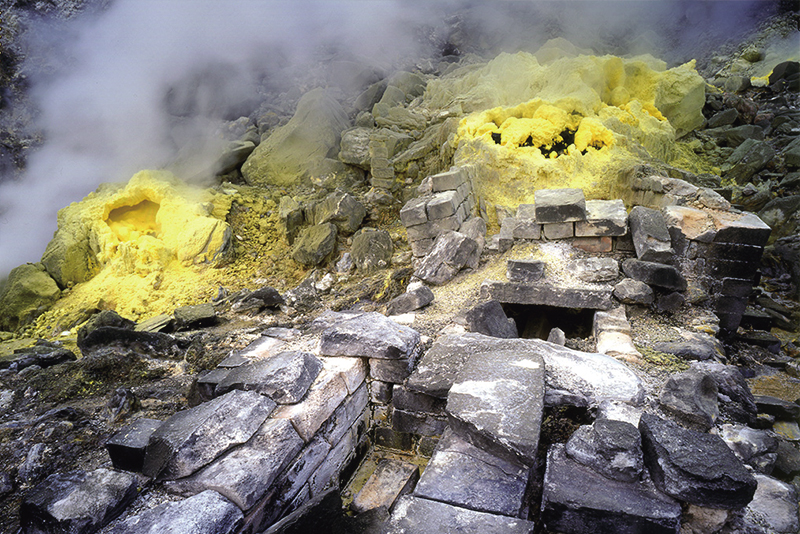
[506, 259, 545, 283]
[622, 259, 687, 291]
[319, 311, 420, 360]
[77, 310, 135, 348]
[565, 419, 644, 482]
[3, 340, 76, 371]
[659, 369, 719, 430]
[291, 223, 338, 266]
[541, 443, 681, 534]
[386, 285, 434, 315]
[351, 228, 393, 273]
[613, 278, 654, 305]
[106, 418, 163, 473]
[464, 300, 518, 339]
[215, 351, 323, 404]
[628, 206, 674, 263]
[78, 326, 182, 359]
[21, 468, 138, 534]
[173, 302, 217, 330]
[481, 280, 614, 309]
[639, 413, 757, 509]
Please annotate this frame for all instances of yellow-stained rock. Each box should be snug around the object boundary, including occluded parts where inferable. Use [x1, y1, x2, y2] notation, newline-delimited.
[0, 263, 61, 330]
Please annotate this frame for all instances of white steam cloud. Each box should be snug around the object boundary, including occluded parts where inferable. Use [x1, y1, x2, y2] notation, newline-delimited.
[0, 0, 770, 280]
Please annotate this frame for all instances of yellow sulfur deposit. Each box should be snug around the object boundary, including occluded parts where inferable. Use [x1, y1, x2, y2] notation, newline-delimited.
[425, 42, 706, 221]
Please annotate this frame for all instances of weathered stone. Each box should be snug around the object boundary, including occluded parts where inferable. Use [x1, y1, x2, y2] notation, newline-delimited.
[142, 390, 275, 479]
[628, 206, 674, 263]
[399, 197, 429, 228]
[21, 468, 138, 534]
[392, 409, 447, 436]
[541, 444, 681, 534]
[263, 488, 346, 534]
[170, 418, 303, 510]
[572, 236, 613, 253]
[512, 218, 542, 240]
[321, 382, 368, 445]
[0, 263, 61, 331]
[215, 351, 323, 404]
[392, 385, 446, 415]
[774, 440, 800, 478]
[224, 335, 287, 365]
[308, 423, 360, 496]
[717, 424, 778, 474]
[352, 459, 419, 513]
[613, 278, 654, 305]
[350, 228, 393, 274]
[574, 199, 628, 237]
[565, 419, 644, 482]
[569, 257, 619, 283]
[446, 348, 544, 466]
[414, 231, 478, 285]
[481, 280, 614, 309]
[385, 496, 535, 533]
[318, 356, 367, 395]
[726, 140, 776, 185]
[622, 259, 686, 291]
[654, 292, 685, 313]
[740, 474, 800, 534]
[320, 311, 419, 360]
[753, 395, 800, 420]
[248, 286, 285, 308]
[534, 188, 587, 223]
[215, 139, 256, 175]
[173, 303, 217, 330]
[542, 222, 574, 240]
[268, 436, 331, 519]
[373, 104, 426, 130]
[272, 369, 349, 442]
[369, 357, 413, 383]
[659, 369, 719, 430]
[692, 362, 758, 421]
[426, 190, 459, 220]
[653, 332, 723, 361]
[506, 259, 545, 283]
[278, 196, 305, 245]
[308, 191, 366, 236]
[639, 413, 757, 509]
[3, 340, 77, 372]
[710, 210, 772, 247]
[106, 418, 163, 473]
[386, 285, 434, 316]
[414, 428, 529, 517]
[338, 127, 373, 169]
[291, 223, 337, 266]
[464, 300, 518, 338]
[108, 490, 242, 534]
[429, 168, 467, 192]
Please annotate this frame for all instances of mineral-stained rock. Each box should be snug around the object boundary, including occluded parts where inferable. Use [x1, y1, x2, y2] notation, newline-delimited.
[446, 347, 544, 466]
[613, 278, 654, 305]
[414, 428, 530, 517]
[639, 413, 757, 509]
[385, 495, 535, 533]
[338, 127, 373, 169]
[78, 326, 183, 362]
[414, 231, 478, 285]
[654, 292, 685, 313]
[307, 190, 366, 236]
[108, 490, 243, 534]
[173, 302, 216, 330]
[628, 206, 674, 263]
[352, 459, 419, 514]
[214, 351, 323, 404]
[291, 223, 338, 266]
[622, 259, 686, 291]
[278, 196, 305, 245]
[351, 228, 393, 273]
[386, 285, 434, 315]
[0, 263, 61, 331]
[464, 300, 518, 339]
[21, 468, 138, 534]
[565, 419, 644, 482]
[480, 280, 614, 310]
[739, 474, 800, 534]
[168, 418, 303, 510]
[534, 188, 587, 223]
[659, 368, 719, 430]
[142, 390, 275, 479]
[319, 311, 420, 360]
[541, 444, 681, 534]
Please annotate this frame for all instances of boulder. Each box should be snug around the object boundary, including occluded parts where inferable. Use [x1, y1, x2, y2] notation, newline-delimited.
[385, 495, 535, 534]
[639, 413, 757, 509]
[613, 279, 654, 305]
[725, 139, 775, 185]
[414, 231, 478, 286]
[215, 139, 256, 175]
[77, 326, 182, 361]
[691, 362, 758, 420]
[0, 263, 61, 331]
[108, 490, 242, 534]
[464, 300, 518, 338]
[307, 190, 366, 236]
[659, 369, 719, 430]
[386, 285, 434, 316]
[215, 351, 324, 404]
[338, 127, 373, 169]
[291, 223, 337, 266]
[21, 469, 138, 534]
[320, 311, 420, 360]
[351, 228, 393, 273]
[41, 219, 97, 288]
[241, 89, 350, 187]
[628, 206, 674, 263]
[574, 199, 628, 237]
[565, 419, 644, 482]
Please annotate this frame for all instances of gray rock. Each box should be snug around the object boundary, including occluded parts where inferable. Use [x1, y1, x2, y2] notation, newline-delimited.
[716, 424, 778, 474]
[351, 228, 393, 273]
[512, 218, 542, 240]
[308, 190, 366, 235]
[574, 199, 628, 237]
[392, 385, 446, 415]
[283, 277, 320, 313]
[414, 427, 529, 517]
[338, 127, 372, 169]
[76, 310, 133, 349]
[278, 196, 305, 245]
[569, 257, 619, 283]
[21, 468, 138, 534]
[4, 340, 77, 372]
[654, 291, 685, 313]
[369, 357, 413, 383]
[272, 369, 349, 442]
[639, 413, 757, 509]
[481, 280, 614, 310]
[386, 285, 434, 316]
[142, 390, 275, 479]
[774, 439, 800, 478]
[659, 369, 719, 430]
[653, 332, 724, 361]
[534, 188, 587, 223]
[106, 418, 163, 473]
[446, 347, 545, 465]
[319, 311, 419, 360]
[628, 206, 674, 263]
[464, 300, 518, 338]
[739, 474, 800, 534]
[108, 490, 242, 534]
[392, 409, 447, 436]
[707, 108, 739, 128]
[215, 140, 256, 175]
[291, 223, 338, 266]
[170, 418, 303, 510]
[613, 279, 654, 305]
[622, 259, 687, 291]
[723, 124, 765, 147]
[506, 259, 545, 283]
[726, 140, 776, 185]
[385, 495, 535, 533]
[565, 419, 644, 482]
[215, 351, 323, 404]
[546, 327, 566, 345]
[352, 458, 419, 514]
[173, 302, 216, 330]
[320, 382, 369, 445]
[541, 443, 681, 534]
[264, 488, 346, 534]
[414, 231, 478, 285]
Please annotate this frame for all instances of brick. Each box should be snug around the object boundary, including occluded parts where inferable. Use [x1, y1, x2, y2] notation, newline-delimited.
[711, 211, 772, 246]
[710, 259, 759, 280]
[406, 222, 439, 241]
[369, 358, 413, 383]
[721, 278, 754, 298]
[543, 222, 574, 240]
[512, 218, 541, 240]
[573, 236, 613, 253]
[393, 409, 447, 436]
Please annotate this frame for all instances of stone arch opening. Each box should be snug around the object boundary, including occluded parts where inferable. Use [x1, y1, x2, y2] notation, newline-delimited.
[501, 303, 595, 340]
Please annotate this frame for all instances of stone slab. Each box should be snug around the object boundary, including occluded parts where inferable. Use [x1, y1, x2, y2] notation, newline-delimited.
[575, 199, 628, 237]
[481, 280, 613, 309]
[108, 490, 242, 534]
[414, 427, 529, 517]
[628, 206, 674, 263]
[385, 496, 535, 533]
[272, 369, 349, 442]
[320, 311, 419, 360]
[711, 210, 772, 246]
[393, 409, 447, 436]
[215, 351, 323, 404]
[352, 459, 419, 513]
[506, 259, 545, 283]
[369, 357, 413, 383]
[320, 382, 369, 446]
[622, 259, 687, 291]
[534, 188, 587, 223]
[318, 356, 367, 395]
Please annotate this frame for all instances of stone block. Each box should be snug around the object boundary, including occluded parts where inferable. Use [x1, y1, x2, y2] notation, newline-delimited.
[414, 231, 479, 286]
[613, 279, 654, 305]
[622, 259, 687, 291]
[565, 419, 644, 482]
[225, 335, 288, 364]
[709, 242, 764, 261]
[512, 218, 541, 240]
[386, 286, 435, 316]
[352, 459, 419, 513]
[433, 214, 462, 232]
[574, 199, 628, 237]
[711, 211, 772, 246]
[659, 369, 719, 430]
[541, 444, 681, 534]
[721, 278, 754, 298]
[542, 222, 574, 240]
[272, 369, 349, 442]
[393, 409, 448, 436]
[534, 188, 587, 223]
[628, 206, 674, 263]
[320, 311, 420, 360]
[142, 390, 275, 480]
[321, 382, 369, 446]
[569, 257, 619, 283]
[196, 368, 231, 402]
[106, 418, 163, 473]
[405, 221, 439, 242]
[715, 296, 748, 317]
[374, 427, 414, 450]
[385, 496, 536, 533]
[426, 190, 458, 220]
[447, 348, 545, 466]
[414, 427, 529, 517]
[370, 380, 393, 404]
[506, 259, 545, 283]
[710, 259, 759, 280]
[308, 425, 359, 496]
[392, 385, 446, 415]
[369, 357, 413, 383]
[515, 203, 536, 220]
[410, 238, 433, 258]
[481, 280, 614, 309]
[573, 236, 613, 253]
[662, 205, 716, 242]
[269, 436, 331, 515]
[291, 223, 338, 267]
[430, 168, 466, 192]
[319, 356, 367, 395]
[215, 351, 323, 404]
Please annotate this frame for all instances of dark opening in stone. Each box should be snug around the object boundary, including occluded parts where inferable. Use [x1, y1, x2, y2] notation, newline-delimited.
[501, 304, 595, 340]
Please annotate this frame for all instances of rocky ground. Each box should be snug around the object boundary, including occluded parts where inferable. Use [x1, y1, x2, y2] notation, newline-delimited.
[0, 2, 799, 534]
